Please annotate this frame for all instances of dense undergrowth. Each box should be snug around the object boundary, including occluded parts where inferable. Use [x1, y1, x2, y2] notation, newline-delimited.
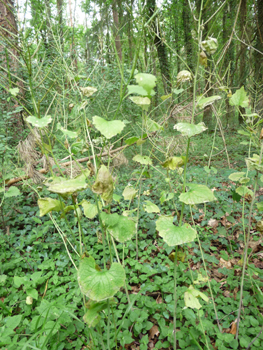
[1, 130, 263, 350]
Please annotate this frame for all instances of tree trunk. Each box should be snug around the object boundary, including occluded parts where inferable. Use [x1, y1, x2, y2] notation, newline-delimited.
[112, 0, 122, 62]
[56, 0, 64, 50]
[182, 1, 193, 73]
[238, 0, 247, 124]
[0, 0, 24, 138]
[147, 0, 171, 93]
[254, 0, 263, 112]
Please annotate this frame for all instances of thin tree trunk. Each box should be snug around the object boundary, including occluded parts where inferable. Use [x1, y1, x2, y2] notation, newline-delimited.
[254, 0, 263, 112]
[112, 0, 122, 62]
[147, 0, 171, 93]
[238, 0, 247, 124]
[56, 0, 64, 50]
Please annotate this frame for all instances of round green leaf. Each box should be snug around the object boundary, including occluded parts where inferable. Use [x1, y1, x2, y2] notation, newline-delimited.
[143, 201, 160, 213]
[83, 300, 111, 327]
[125, 136, 140, 145]
[228, 172, 246, 182]
[179, 184, 217, 205]
[38, 198, 64, 217]
[5, 186, 21, 198]
[81, 200, 101, 219]
[26, 115, 52, 128]
[122, 185, 137, 201]
[156, 216, 196, 246]
[92, 116, 125, 139]
[132, 154, 152, 165]
[78, 256, 125, 301]
[135, 73, 156, 96]
[101, 212, 136, 243]
[174, 122, 207, 137]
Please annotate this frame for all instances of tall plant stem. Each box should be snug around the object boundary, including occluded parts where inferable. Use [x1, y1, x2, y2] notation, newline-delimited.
[173, 246, 178, 350]
[236, 142, 263, 339]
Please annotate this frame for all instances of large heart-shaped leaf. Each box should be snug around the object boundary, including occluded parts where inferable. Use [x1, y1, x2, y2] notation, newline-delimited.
[78, 256, 125, 301]
[26, 115, 52, 128]
[127, 85, 148, 96]
[92, 116, 125, 139]
[101, 212, 136, 243]
[133, 154, 152, 165]
[229, 86, 249, 108]
[156, 216, 196, 246]
[135, 73, 156, 96]
[236, 186, 253, 197]
[179, 184, 216, 205]
[38, 198, 64, 217]
[5, 186, 21, 198]
[47, 172, 89, 196]
[174, 122, 207, 137]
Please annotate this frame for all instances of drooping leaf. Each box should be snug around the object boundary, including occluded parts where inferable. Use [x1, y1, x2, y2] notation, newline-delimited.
[125, 136, 140, 145]
[143, 201, 160, 213]
[177, 70, 192, 83]
[101, 212, 136, 243]
[122, 185, 137, 201]
[174, 122, 207, 137]
[162, 156, 186, 170]
[80, 87, 97, 97]
[228, 172, 246, 182]
[161, 94, 172, 101]
[92, 165, 114, 203]
[156, 216, 197, 246]
[201, 37, 218, 54]
[236, 186, 253, 197]
[197, 95, 221, 109]
[83, 299, 114, 327]
[146, 118, 163, 132]
[229, 87, 249, 108]
[81, 200, 102, 219]
[160, 191, 174, 204]
[135, 73, 156, 96]
[92, 116, 125, 139]
[132, 154, 152, 165]
[246, 154, 263, 173]
[129, 96, 151, 107]
[57, 123, 78, 138]
[184, 285, 209, 310]
[179, 184, 217, 205]
[38, 198, 64, 217]
[48, 172, 89, 196]
[26, 115, 52, 128]
[5, 186, 21, 198]
[172, 88, 184, 95]
[78, 256, 125, 301]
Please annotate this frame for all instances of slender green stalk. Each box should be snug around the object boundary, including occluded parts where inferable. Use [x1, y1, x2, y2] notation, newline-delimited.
[173, 246, 178, 350]
[236, 142, 263, 339]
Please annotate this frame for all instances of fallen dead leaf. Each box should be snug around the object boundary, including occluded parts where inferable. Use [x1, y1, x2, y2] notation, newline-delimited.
[219, 258, 232, 269]
[156, 295, 163, 304]
[230, 319, 237, 335]
[148, 325, 160, 340]
[208, 218, 219, 229]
